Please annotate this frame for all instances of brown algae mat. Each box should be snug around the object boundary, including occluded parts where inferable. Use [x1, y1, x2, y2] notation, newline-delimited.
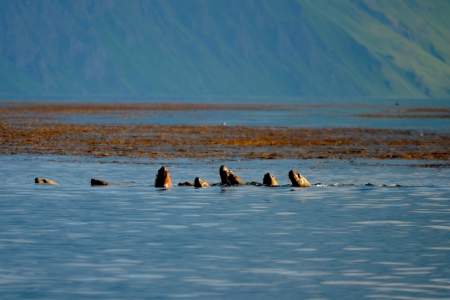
[0, 103, 449, 160]
[358, 107, 450, 119]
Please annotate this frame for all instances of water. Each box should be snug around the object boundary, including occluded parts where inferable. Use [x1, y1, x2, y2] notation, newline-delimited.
[4, 97, 449, 131]
[59, 105, 450, 132]
[1, 155, 449, 299]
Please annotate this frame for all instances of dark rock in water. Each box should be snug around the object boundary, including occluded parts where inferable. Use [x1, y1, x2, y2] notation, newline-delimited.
[155, 166, 172, 188]
[91, 178, 108, 186]
[194, 177, 209, 188]
[288, 169, 311, 188]
[219, 165, 245, 186]
[263, 172, 278, 187]
[178, 181, 194, 186]
[34, 177, 58, 185]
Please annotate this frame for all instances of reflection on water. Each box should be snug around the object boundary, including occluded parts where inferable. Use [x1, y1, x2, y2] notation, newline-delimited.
[0, 155, 449, 299]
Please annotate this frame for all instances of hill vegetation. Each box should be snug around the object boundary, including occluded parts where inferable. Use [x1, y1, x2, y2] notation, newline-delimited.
[0, 0, 449, 100]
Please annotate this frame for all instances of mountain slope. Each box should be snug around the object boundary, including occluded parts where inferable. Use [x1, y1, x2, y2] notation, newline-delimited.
[0, 0, 449, 100]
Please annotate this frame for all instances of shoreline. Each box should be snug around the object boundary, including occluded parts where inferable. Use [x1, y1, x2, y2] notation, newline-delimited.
[1, 103, 449, 160]
[1, 122, 448, 160]
[2, 102, 449, 115]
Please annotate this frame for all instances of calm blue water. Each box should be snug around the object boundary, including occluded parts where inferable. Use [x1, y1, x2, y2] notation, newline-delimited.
[3, 97, 449, 131]
[58, 105, 450, 132]
[1, 155, 449, 299]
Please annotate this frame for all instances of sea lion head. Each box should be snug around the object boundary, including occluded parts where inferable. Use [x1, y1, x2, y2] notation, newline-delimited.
[219, 165, 245, 185]
[288, 169, 311, 188]
[263, 172, 278, 187]
[288, 169, 301, 187]
[194, 177, 209, 188]
[219, 165, 230, 185]
[155, 166, 172, 188]
[34, 177, 58, 185]
[227, 172, 243, 185]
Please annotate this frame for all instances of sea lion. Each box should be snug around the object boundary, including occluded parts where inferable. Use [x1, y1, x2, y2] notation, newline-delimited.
[288, 169, 311, 188]
[263, 172, 278, 187]
[155, 166, 172, 188]
[194, 177, 209, 188]
[219, 165, 244, 185]
[227, 172, 244, 185]
[34, 177, 58, 185]
[91, 178, 109, 186]
[219, 165, 230, 185]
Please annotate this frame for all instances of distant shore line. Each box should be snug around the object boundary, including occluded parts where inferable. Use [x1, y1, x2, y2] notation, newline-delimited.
[1, 103, 449, 160]
[1, 124, 449, 160]
[0, 102, 381, 114]
[1, 102, 449, 119]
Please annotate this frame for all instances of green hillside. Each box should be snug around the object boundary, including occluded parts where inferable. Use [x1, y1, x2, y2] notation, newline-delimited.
[0, 0, 449, 100]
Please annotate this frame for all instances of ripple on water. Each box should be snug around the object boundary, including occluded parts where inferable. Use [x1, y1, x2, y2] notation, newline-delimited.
[275, 212, 298, 216]
[183, 276, 271, 288]
[427, 247, 450, 251]
[197, 255, 240, 261]
[425, 225, 450, 231]
[191, 222, 221, 228]
[352, 220, 415, 227]
[167, 292, 222, 298]
[119, 274, 166, 280]
[1, 156, 450, 299]
[393, 266, 436, 276]
[242, 268, 331, 278]
[343, 247, 375, 252]
[341, 270, 373, 277]
[321, 280, 450, 297]
[158, 225, 189, 230]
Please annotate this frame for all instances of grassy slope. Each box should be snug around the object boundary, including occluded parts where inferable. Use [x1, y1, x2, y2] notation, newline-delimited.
[301, 0, 450, 97]
[0, 0, 449, 99]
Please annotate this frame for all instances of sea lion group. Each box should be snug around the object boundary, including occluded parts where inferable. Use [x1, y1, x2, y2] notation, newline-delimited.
[34, 165, 311, 188]
[155, 165, 311, 189]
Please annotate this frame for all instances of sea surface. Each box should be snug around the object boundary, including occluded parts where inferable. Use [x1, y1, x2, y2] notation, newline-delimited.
[30, 97, 447, 132]
[1, 155, 449, 299]
[59, 105, 450, 132]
